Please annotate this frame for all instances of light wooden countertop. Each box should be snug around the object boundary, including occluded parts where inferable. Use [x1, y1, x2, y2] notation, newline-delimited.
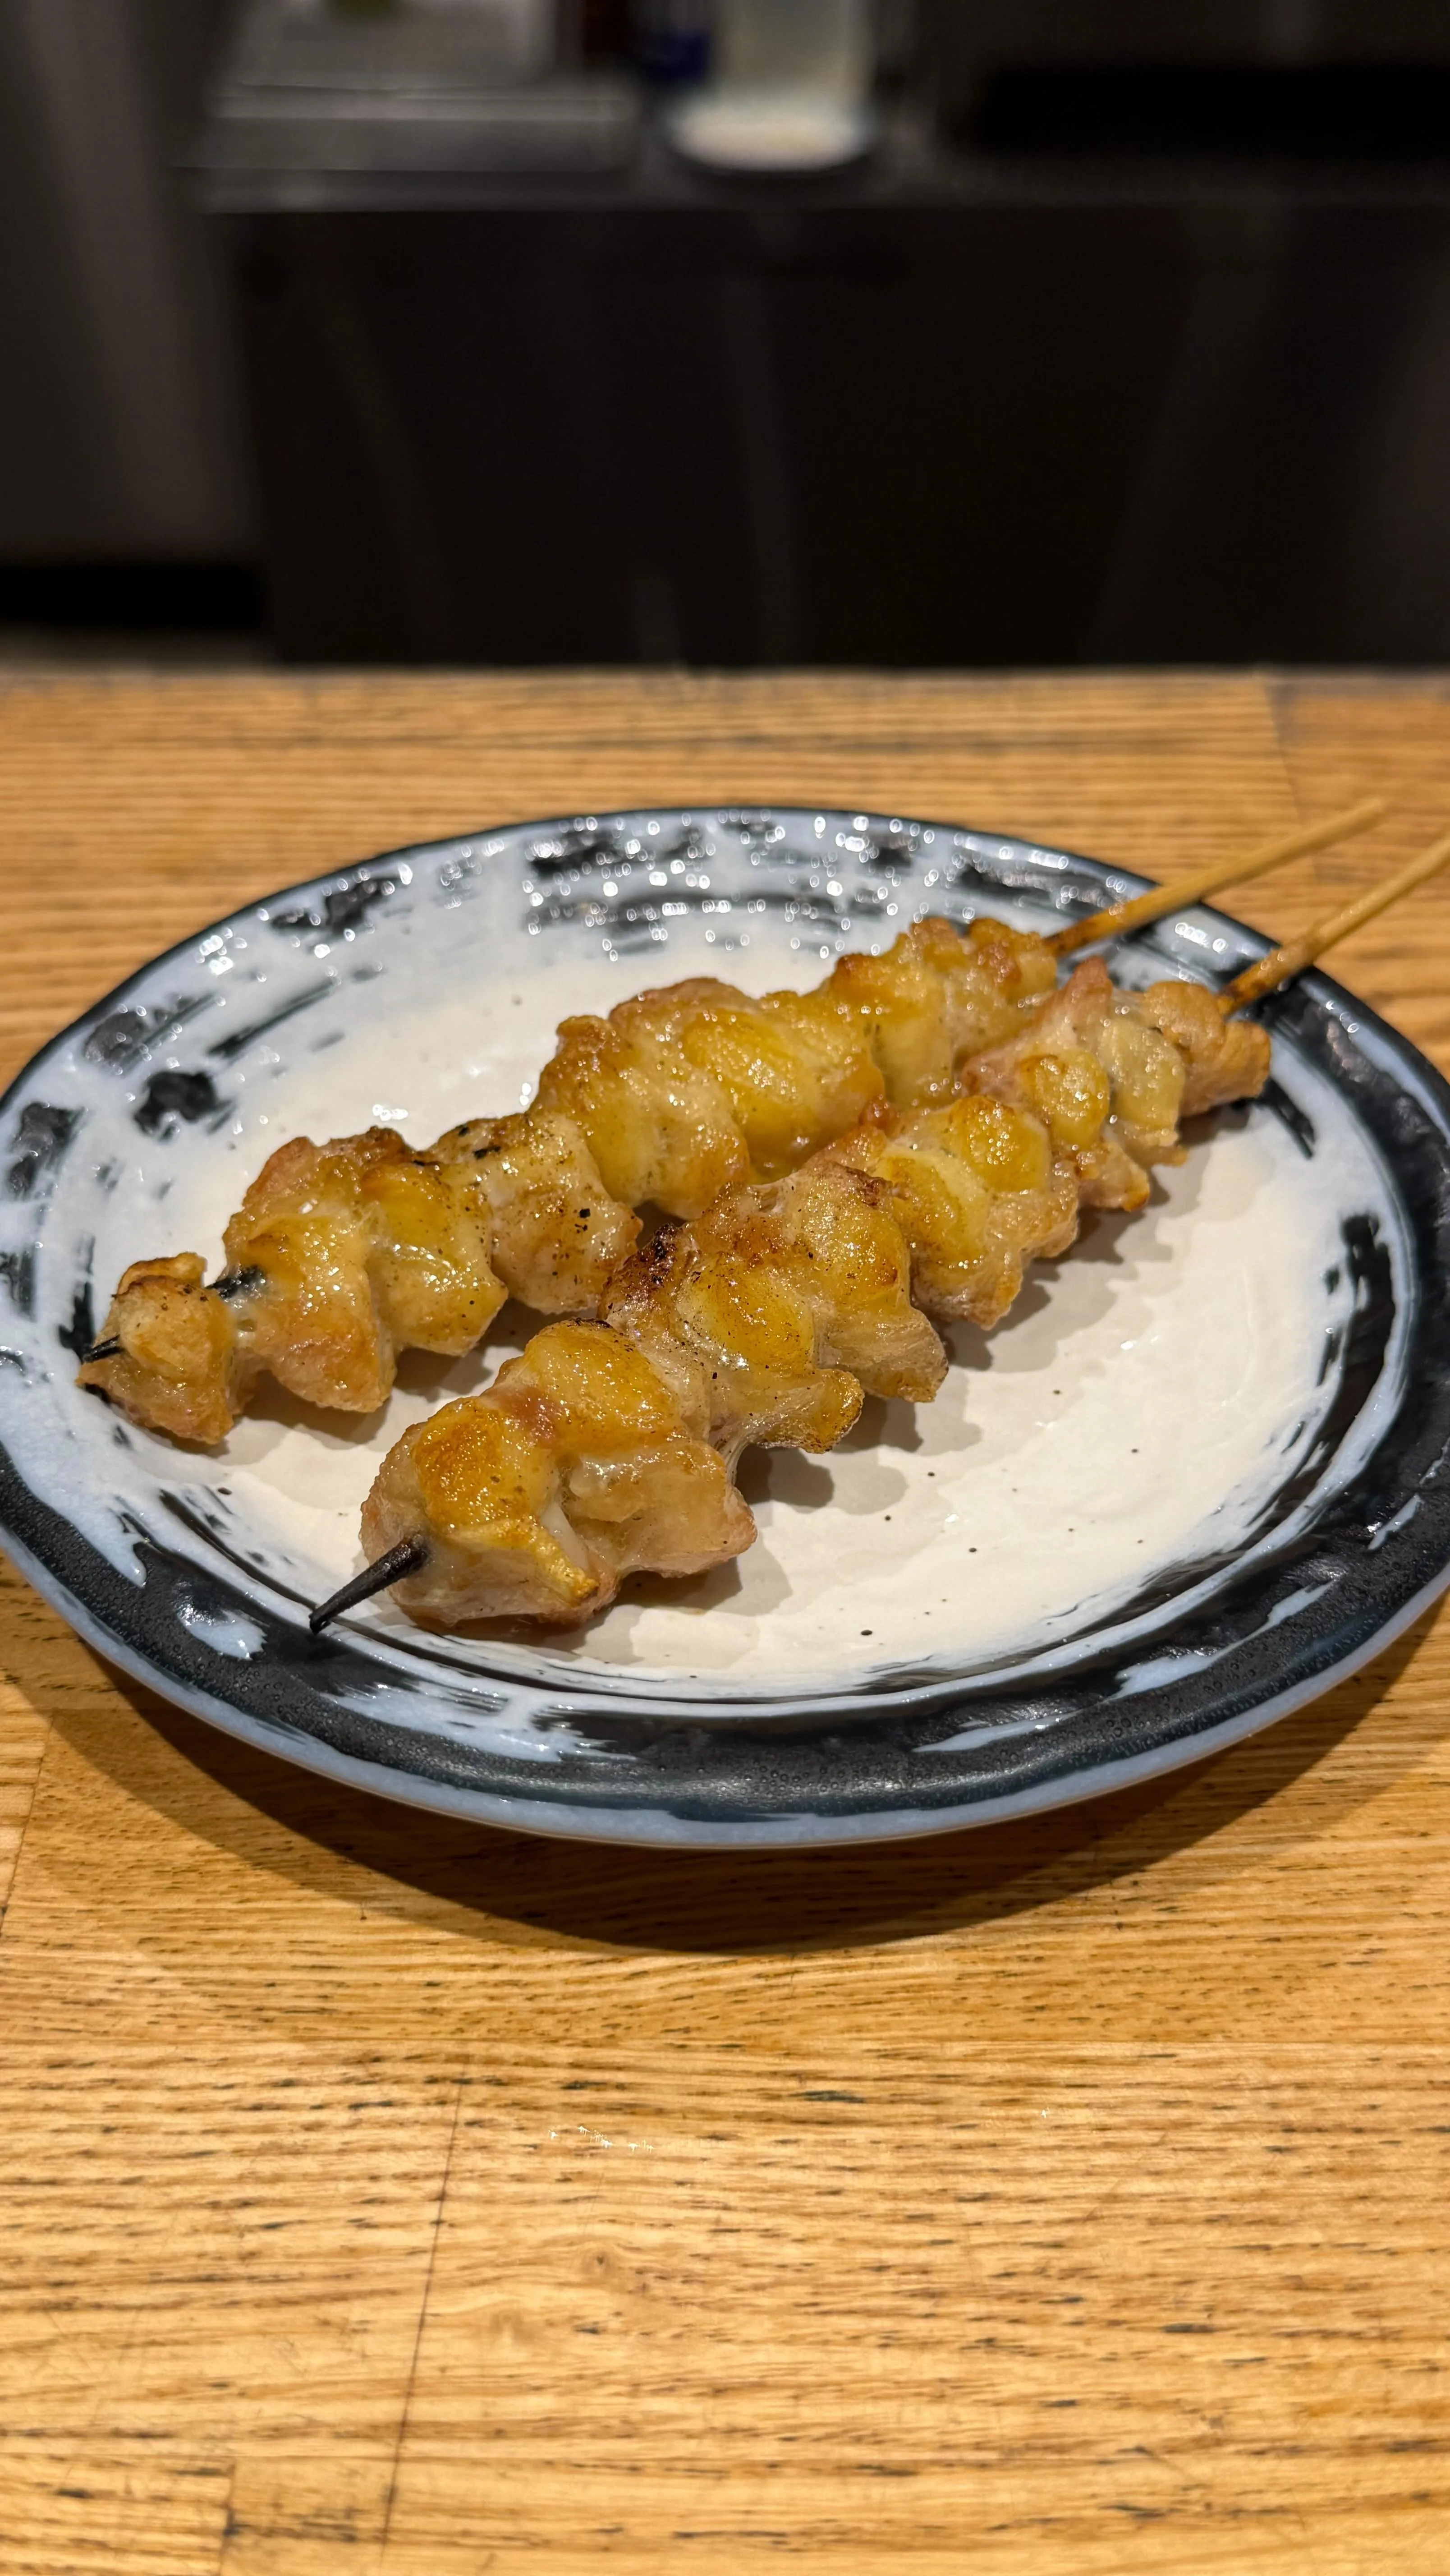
[2, 670, 1449, 2575]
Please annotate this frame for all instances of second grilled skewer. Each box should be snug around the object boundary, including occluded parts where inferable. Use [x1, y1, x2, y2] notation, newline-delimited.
[322, 960, 1267, 1628]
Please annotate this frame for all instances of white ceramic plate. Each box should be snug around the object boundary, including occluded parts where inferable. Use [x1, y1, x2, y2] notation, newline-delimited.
[1, 807, 1447, 1848]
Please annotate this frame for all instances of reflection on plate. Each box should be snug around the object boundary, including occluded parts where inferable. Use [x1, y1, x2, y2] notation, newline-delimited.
[0, 808, 1447, 1849]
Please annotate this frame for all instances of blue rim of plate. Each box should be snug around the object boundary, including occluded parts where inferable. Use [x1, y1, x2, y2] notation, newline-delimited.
[1, 808, 1448, 1851]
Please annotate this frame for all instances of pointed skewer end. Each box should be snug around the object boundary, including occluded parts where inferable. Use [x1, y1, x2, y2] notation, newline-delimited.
[309, 1535, 431, 1635]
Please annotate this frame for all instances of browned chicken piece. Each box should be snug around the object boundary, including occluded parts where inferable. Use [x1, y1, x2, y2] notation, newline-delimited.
[601, 1155, 950, 1464]
[363, 1324, 753, 1629]
[533, 915, 1058, 1218]
[966, 959, 1272, 1214]
[83, 1251, 255, 1449]
[1135, 975, 1272, 1118]
[824, 913, 1059, 1113]
[345, 965, 1273, 1633]
[78, 1114, 635, 1443]
[421, 1111, 639, 1317]
[825, 1094, 1081, 1329]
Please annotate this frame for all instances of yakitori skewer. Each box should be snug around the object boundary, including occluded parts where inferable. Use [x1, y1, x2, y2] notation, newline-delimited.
[316, 827, 1447, 1636]
[79, 802, 1386, 1445]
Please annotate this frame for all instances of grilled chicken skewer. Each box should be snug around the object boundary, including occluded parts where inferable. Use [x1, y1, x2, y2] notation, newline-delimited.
[325, 831, 1446, 1636]
[327, 963, 1267, 1630]
[78, 803, 1382, 1444]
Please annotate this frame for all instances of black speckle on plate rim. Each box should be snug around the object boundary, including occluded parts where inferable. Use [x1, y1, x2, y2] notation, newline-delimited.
[7, 1101, 81, 1200]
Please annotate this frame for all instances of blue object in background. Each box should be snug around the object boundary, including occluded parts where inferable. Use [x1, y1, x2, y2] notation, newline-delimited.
[633, 0, 711, 84]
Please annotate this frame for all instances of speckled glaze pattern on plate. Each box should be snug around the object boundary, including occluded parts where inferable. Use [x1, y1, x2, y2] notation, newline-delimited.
[0, 807, 1447, 1850]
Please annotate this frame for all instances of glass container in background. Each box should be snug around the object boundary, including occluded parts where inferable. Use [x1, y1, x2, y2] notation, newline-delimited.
[668, 0, 876, 168]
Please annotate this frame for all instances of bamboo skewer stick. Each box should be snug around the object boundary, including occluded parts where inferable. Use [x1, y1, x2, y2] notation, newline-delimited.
[1051, 795, 1389, 958]
[1219, 825, 1450, 1017]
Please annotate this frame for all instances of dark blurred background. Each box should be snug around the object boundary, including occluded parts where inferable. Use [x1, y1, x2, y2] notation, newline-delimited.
[4, 0, 1450, 668]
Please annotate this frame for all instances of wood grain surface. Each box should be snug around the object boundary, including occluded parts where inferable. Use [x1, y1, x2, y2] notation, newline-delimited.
[1, 669, 1449, 2574]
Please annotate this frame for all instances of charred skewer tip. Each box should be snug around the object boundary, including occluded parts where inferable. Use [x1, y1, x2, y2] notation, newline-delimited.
[309, 1535, 431, 1635]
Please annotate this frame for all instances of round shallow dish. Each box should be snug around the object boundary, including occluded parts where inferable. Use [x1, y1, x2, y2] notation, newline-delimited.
[666, 88, 877, 170]
[1, 807, 1448, 1850]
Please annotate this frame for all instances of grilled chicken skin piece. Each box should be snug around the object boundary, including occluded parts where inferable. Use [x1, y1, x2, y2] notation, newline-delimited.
[361, 1324, 756, 1629]
[534, 914, 1058, 1218]
[967, 959, 1271, 1214]
[78, 1113, 635, 1444]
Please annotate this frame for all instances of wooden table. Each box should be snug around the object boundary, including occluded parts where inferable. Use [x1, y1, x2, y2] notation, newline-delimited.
[3, 671, 1450, 2575]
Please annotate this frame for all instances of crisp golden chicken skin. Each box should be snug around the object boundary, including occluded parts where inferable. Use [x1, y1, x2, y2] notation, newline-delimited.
[827, 1095, 1080, 1329]
[602, 1156, 950, 1465]
[82, 1251, 249, 1448]
[825, 914, 1058, 1112]
[79, 1114, 634, 1443]
[966, 959, 1271, 1214]
[1136, 976, 1271, 1120]
[422, 1111, 638, 1318]
[534, 916, 1058, 1218]
[362, 1324, 754, 1628]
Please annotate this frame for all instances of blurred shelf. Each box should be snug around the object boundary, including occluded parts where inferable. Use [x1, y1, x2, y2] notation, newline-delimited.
[198, 95, 1450, 214]
[195, 10, 1450, 669]
[204, 0, 640, 184]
